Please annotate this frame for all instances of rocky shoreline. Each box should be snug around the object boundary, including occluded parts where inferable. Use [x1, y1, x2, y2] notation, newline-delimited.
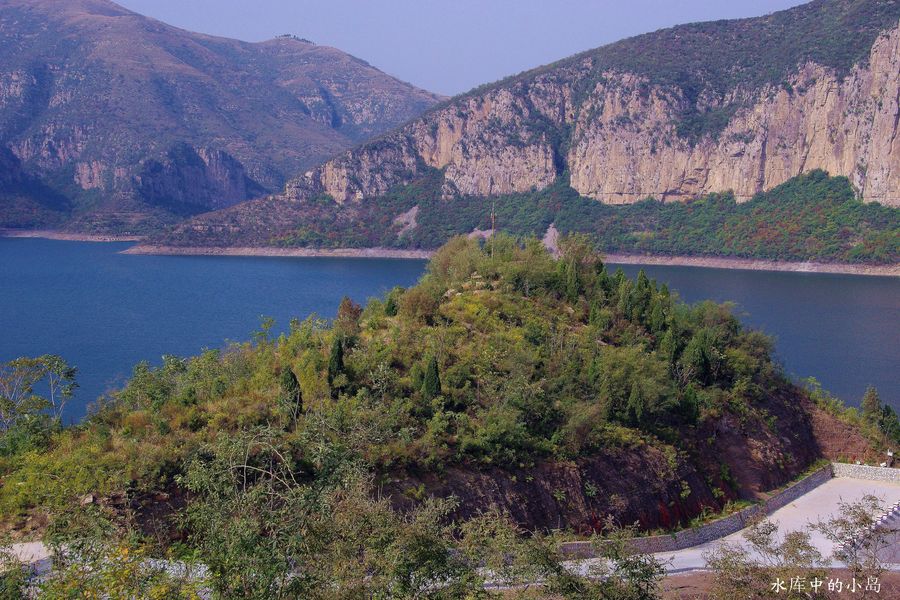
[602, 253, 900, 277]
[6, 232, 897, 275]
[122, 244, 434, 260]
[0, 229, 143, 243]
[124, 244, 899, 276]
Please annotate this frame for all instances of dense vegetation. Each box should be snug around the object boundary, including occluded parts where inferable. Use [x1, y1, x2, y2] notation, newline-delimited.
[1, 236, 895, 597]
[268, 170, 899, 265]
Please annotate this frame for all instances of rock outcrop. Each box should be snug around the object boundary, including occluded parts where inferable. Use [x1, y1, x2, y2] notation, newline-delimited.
[0, 0, 441, 231]
[283, 17, 900, 209]
[568, 27, 900, 205]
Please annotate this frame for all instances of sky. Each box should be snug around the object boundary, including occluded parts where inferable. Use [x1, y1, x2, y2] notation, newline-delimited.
[116, 0, 809, 96]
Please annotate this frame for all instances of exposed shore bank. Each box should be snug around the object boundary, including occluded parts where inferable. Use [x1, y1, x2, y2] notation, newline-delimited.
[124, 244, 899, 276]
[122, 244, 433, 260]
[603, 253, 900, 277]
[0, 229, 143, 243]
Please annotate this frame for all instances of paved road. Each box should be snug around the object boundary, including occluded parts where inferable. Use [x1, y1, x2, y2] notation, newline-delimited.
[571, 477, 900, 575]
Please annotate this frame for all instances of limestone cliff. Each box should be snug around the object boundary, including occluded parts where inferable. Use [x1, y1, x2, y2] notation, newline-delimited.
[284, 15, 900, 209]
[568, 27, 900, 205]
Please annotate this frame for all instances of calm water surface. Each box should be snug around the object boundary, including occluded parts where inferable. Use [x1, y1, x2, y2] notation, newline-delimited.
[0, 238, 425, 419]
[610, 263, 899, 409]
[1, 238, 897, 418]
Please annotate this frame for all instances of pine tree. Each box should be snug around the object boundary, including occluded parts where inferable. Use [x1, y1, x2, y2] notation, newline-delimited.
[649, 300, 666, 334]
[280, 367, 303, 421]
[658, 327, 677, 360]
[879, 405, 900, 443]
[564, 258, 579, 302]
[384, 295, 398, 317]
[679, 385, 700, 424]
[631, 270, 652, 323]
[627, 382, 645, 426]
[861, 386, 882, 421]
[327, 336, 345, 397]
[422, 356, 442, 401]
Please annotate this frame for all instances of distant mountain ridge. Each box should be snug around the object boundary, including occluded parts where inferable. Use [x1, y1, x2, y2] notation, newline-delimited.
[163, 0, 900, 262]
[0, 0, 441, 232]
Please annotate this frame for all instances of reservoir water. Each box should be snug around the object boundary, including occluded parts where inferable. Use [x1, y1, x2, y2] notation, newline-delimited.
[1, 237, 898, 419]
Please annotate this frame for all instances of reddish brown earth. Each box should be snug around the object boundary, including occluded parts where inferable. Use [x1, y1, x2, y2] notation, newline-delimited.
[387, 387, 880, 534]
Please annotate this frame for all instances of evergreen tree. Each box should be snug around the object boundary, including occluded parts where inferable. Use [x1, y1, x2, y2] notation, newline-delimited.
[280, 367, 303, 422]
[880, 405, 900, 444]
[616, 278, 633, 317]
[327, 336, 345, 397]
[648, 299, 666, 335]
[861, 386, 882, 421]
[422, 356, 442, 401]
[564, 258, 579, 302]
[384, 295, 398, 317]
[588, 301, 605, 328]
[678, 385, 701, 424]
[626, 382, 646, 426]
[681, 329, 721, 386]
[659, 329, 678, 369]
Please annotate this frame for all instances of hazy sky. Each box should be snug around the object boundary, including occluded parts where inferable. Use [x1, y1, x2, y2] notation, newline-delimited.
[116, 0, 808, 96]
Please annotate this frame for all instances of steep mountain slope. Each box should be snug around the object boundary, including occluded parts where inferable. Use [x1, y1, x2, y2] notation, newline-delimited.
[0, 0, 441, 232]
[167, 0, 900, 258]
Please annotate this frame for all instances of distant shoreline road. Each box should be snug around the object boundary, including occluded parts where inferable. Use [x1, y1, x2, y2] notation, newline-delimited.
[121, 244, 435, 260]
[0, 229, 143, 243]
[4, 230, 897, 276]
[602, 253, 900, 277]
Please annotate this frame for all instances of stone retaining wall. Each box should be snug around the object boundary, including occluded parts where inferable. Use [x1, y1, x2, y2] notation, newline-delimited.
[560, 465, 834, 558]
[560, 462, 900, 558]
[832, 463, 900, 482]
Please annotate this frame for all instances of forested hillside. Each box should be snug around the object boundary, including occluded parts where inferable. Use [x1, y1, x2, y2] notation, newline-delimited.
[158, 170, 900, 264]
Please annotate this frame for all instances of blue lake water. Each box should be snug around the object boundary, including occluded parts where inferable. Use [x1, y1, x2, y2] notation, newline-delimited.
[1, 237, 898, 419]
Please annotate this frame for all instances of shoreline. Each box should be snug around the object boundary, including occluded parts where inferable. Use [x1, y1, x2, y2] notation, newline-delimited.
[124, 244, 899, 276]
[0, 229, 143, 243]
[602, 253, 900, 277]
[7, 234, 897, 275]
[122, 244, 434, 260]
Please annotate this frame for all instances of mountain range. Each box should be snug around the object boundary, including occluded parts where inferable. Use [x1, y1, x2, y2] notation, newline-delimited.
[156, 0, 900, 265]
[1, 0, 898, 265]
[0, 0, 441, 232]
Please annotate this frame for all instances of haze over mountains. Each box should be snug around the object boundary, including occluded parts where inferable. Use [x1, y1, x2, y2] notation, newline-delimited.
[162, 0, 900, 260]
[0, 0, 441, 232]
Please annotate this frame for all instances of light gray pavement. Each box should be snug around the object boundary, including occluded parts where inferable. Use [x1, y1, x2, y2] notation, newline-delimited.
[568, 477, 900, 576]
[653, 477, 900, 573]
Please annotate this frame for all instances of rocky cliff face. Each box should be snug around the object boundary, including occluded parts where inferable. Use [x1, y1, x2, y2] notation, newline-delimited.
[283, 18, 900, 210]
[0, 0, 441, 232]
[568, 25, 900, 205]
